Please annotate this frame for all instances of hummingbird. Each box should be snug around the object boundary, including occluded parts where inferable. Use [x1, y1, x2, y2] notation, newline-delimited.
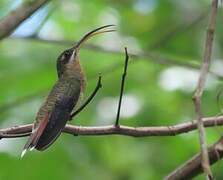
[21, 25, 115, 157]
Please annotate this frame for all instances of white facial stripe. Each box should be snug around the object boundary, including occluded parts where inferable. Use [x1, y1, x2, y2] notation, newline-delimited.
[70, 50, 75, 61]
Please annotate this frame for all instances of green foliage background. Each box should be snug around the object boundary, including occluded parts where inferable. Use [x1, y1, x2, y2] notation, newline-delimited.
[0, 0, 223, 179]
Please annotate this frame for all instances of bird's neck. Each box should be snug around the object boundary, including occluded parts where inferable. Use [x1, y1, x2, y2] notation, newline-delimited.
[63, 60, 86, 91]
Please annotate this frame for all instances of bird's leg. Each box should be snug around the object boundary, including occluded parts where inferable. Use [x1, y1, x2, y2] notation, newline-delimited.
[69, 75, 102, 121]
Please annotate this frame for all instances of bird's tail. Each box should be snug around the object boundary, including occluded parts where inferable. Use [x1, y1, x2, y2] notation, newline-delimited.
[21, 146, 34, 158]
[21, 114, 49, 158]
[20, 131, 38, 158]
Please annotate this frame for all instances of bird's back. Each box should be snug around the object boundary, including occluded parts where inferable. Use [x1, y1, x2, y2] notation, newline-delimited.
[36, 77, 80, 124]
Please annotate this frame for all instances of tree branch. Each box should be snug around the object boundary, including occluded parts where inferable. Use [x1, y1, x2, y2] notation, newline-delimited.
[0, 115, 223, 138]
[192, 0, 218, 178]
[0, 0, 50, 40]
[9, 36, 200, 69]
[9, 35, 223, 80]
[165, 136, 223, 180]
[29, 3, 55, 38]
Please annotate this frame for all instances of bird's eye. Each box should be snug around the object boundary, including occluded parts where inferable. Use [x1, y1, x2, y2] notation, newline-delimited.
[61, 50, 72, 63]
[64, 50, 71, 58]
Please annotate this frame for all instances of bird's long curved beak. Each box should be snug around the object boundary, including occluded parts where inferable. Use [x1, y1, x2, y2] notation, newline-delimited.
[74, 25, 116, 50]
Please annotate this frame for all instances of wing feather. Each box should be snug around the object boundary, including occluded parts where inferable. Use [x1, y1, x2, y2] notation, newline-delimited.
[35, 95, 77, 150]
[22, 78, 81, 155]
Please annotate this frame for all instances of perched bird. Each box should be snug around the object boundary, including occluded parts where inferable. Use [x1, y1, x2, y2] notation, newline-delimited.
[21, 25, 115, 157]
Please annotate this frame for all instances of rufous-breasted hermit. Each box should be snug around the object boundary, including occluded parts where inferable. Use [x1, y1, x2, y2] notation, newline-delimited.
[21, 25, 115, 157]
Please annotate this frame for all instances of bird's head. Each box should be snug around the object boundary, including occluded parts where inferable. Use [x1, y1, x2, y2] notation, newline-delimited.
[57, 25, 115, 78]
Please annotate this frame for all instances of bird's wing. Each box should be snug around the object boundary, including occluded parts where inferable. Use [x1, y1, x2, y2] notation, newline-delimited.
[35, 95, 78, 151]
[22, 80, 81, 154]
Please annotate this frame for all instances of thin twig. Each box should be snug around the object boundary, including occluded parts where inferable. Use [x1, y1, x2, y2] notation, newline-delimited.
[0, 0, 50, 40]
[70, 75, 102, 120]
[192, 0, 218, 178]
[1, 115, 223, 138]
[115, 47, 129, 126]
[165, 136, 223, 180]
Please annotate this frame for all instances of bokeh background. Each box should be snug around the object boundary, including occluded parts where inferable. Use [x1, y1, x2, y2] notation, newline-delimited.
[0, 0, 223, 179]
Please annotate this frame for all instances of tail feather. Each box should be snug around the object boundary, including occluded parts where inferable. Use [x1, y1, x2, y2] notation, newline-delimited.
[21, 149, 27, 158]
[35, 97, 74, 151]
[21, 114, 49, 158]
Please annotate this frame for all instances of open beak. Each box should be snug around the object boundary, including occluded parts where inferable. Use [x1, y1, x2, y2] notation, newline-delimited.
[73, 25, 116, 50]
